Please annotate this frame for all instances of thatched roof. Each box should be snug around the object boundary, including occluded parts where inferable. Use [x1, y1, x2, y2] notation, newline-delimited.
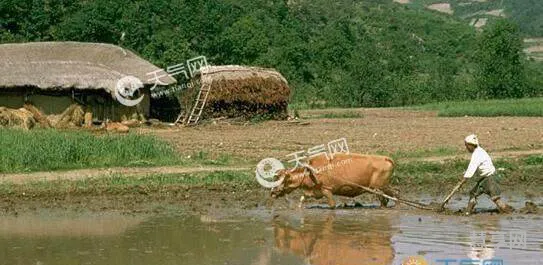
[196, 65, 290, 105]
[0, 41, 175, 94]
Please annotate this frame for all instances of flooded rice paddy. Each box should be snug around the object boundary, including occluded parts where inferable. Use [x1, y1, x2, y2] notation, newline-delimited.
[1, 199, 542, 265]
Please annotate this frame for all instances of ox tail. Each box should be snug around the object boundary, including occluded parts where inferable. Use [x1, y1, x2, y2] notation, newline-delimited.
[384, 157, 396, 177]
[385, 157, 395, 168]
[383, 157, 396, 187]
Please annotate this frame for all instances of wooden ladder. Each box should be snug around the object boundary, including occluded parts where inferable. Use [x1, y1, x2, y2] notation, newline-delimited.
[185, 74, 211, 126]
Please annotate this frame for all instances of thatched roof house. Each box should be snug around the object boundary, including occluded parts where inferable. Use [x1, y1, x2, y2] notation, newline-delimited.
[0, 41, 175, 121]
[180, 65, 290, 120]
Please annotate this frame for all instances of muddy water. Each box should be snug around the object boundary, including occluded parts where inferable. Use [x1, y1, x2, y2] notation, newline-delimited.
[0, 206, 542, 265]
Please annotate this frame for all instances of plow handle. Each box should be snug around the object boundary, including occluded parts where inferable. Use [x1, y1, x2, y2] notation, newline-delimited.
[438, 178, 466, 211]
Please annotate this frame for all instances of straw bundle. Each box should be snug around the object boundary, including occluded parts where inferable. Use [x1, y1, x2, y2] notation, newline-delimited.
[0, 107, 36, 130]
[51, 104, 85, 128]
[83, 112, 93, 128]
[103, 120, 130, 133]
[23, 104, 51, 128]
[180, 65, 290, 120]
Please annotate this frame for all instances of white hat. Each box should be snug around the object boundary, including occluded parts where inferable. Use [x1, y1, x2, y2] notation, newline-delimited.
[464, 134, 479, 146]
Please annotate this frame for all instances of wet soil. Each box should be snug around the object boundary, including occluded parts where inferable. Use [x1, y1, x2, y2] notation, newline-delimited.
[1, 182, 541, 218]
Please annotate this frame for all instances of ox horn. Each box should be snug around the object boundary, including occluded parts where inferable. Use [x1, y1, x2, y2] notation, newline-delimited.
[302, 163, 320, 185]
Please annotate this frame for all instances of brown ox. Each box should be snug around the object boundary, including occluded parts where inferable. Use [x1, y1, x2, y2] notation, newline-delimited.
[270, 153, 396, 208]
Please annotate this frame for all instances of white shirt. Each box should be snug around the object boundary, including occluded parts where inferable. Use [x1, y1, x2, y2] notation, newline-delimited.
[463, 147, 496, 178]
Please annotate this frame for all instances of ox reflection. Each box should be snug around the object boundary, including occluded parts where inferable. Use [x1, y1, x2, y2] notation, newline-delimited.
[272, 214, 395, 265]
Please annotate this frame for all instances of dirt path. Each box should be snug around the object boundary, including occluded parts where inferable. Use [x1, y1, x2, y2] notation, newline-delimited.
[1, 148, 539, 185]
[0, 165, 251, 184]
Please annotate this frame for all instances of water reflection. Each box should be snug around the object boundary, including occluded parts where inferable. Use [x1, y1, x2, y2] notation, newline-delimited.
[0, 210, 541, 265]
[0, 213, 145, 237]
[393, 214, 543, 265]
[272, 212, 396, 265]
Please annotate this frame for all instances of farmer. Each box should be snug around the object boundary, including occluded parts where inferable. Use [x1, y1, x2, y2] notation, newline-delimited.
[463, 134, 513, 215]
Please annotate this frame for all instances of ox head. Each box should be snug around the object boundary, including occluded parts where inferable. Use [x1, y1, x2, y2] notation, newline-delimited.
[270, 164, 319, 199]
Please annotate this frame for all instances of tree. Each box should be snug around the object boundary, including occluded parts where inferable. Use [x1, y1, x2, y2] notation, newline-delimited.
[476, 19, 527, 98]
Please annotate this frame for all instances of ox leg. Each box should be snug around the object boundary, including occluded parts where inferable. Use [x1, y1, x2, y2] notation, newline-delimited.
[322, 189, 336, 209]
[380, 186, 397, 208]
[298, 195, 305, 208]
[378, 196, 389, 208]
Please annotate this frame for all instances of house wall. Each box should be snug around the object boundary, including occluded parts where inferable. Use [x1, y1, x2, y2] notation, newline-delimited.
[80, 91, 150, 121]
[0, 92, 25, 109]
[30, 94, 73, 114]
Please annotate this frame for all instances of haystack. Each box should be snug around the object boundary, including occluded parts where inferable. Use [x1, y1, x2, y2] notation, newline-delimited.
[0, 107, 36, 130]
[179, 65, 290, 120]
[51, 104, 85, 128]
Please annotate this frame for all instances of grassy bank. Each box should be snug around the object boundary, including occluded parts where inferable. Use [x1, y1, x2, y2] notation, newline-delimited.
[380, 147, 458, 160]
[1, 155, 541, 198]
[393, 154, 543, 195]
[417, 98, 543, 117]
[0, 129, 183, 173]
[0, 171, 254, 198]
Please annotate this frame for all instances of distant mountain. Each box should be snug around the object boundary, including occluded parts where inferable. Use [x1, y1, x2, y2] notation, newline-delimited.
[399, 0, 543, 36]
[400, 0, 543, 61]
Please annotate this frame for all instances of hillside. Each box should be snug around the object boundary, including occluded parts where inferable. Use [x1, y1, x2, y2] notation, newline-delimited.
[0, 0, 540, 107]
[403, 0, 543, 36]
[403, 0, 543, 61]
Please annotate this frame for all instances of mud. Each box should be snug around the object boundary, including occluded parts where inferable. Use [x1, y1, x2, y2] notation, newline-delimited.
[2, 182, 541, 218]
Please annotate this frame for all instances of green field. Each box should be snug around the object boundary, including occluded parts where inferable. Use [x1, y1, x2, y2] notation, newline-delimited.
[0, 129, 182, 173]
[0, 171, 253, 197]
[0, 129, 240, 173]
[417, 97, 543, 117]
[395, 154, 543, 191]
[1, 155, 541, 197]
